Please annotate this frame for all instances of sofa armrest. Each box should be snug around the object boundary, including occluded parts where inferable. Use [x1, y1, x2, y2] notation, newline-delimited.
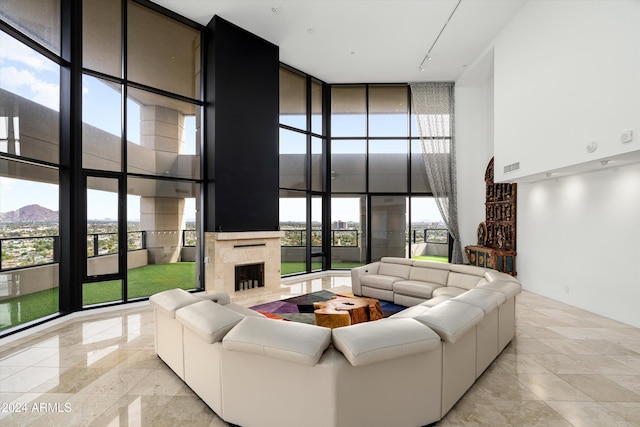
[350, 262, 380, 296]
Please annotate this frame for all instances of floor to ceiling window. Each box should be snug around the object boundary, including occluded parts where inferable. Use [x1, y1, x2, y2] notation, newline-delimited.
[279, 69, 449, 273]
[0, 0, 203, 334]
[0, 2, 62, 332]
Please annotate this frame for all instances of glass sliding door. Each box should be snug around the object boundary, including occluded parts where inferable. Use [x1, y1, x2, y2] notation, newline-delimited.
[330, 196, 366, 269]
[84, 176, 122, 306]
[371, 196, 408, 261]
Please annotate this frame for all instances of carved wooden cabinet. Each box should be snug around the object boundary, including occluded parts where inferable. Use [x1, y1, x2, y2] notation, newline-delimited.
[465, 157, 517, 275]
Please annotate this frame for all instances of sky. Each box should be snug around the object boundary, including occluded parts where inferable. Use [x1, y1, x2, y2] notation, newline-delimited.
[1, 31, 444, 225]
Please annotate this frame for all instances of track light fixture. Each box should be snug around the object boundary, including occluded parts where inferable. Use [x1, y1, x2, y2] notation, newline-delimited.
[418, 0, 462, 71]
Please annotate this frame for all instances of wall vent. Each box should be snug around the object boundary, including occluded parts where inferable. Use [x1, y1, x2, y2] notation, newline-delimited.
[504, 162, 520, 173]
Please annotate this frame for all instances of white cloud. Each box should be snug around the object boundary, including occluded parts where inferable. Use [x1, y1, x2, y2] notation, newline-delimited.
[0, 66, 60, 111]
[0, 33, 57, 72]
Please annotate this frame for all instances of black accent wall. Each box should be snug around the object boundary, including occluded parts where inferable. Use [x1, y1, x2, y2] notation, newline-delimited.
[204, 16, 279, 232]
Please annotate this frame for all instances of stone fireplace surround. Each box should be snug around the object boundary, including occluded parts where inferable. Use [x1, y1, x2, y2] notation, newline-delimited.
[204, 231, 284, 296]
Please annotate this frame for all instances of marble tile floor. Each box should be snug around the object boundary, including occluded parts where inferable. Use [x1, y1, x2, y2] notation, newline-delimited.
[0, 274, 639, 426]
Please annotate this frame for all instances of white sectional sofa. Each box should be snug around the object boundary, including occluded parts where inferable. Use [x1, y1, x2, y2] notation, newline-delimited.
[150, 258, 521, 427]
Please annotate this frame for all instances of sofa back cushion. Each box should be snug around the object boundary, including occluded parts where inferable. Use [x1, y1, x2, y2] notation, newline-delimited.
[332, 318, 441, 366]
[409, 263, 449, 286]
[378, 257, 412, 279]
[176, 300, 244, 344]
[447, 264, 489, 290]
[222, 316, 331, 367]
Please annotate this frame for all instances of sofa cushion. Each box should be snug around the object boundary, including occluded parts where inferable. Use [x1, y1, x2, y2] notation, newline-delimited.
[414, 300, 484, 343]
[149, 288, 202, 318]
[484, 270, 520, 284]
[223, 316, 331, 367]
[477, 280, 522, 299]
[198, 292, 231, 305]
[332, 318, 440, 366]
[388, 304, 431, 319]
[176, 300, 244, 344]
[360, 274, 402, 291]
[432, 286, 467, 298]
[378, 261, 412, 280]
[225, 303, 266, 318]
[393, 280, 443, 299]
[409, 261, 450, 286]
[419, 295, 452, 308]
[452, 288, 506, 315]
[446, 272, 488, 291]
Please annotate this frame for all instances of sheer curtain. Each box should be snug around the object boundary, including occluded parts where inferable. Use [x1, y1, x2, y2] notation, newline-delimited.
[410, 82, 464, 264]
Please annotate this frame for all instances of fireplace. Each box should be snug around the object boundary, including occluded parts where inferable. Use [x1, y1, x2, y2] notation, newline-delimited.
[204, 231, 284, 295]
[235, 263, 264, 291]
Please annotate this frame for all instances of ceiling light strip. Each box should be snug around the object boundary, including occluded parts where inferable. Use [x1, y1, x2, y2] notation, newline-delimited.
[419, 0, 463, 70]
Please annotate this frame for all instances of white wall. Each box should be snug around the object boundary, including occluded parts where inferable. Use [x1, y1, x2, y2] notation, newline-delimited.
[518, 163, 640, 327]
[456, 52, 495, 255]
[493, 0, 640, 182]
[484, 0, 640, 327]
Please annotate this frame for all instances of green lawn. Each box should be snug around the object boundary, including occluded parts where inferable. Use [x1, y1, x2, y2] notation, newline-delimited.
[0, 262, 197, 332]
[412, 255, 449, 263]
[1, 257, 448, 332]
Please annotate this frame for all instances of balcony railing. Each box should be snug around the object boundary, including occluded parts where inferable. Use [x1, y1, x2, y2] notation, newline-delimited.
[281, 229, 360, 247]
[0, 230, 196, 272]
[411, 228, 449, 244]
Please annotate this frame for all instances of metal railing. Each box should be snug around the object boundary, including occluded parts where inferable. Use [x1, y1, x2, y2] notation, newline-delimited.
[281, 229, 359, 247]
[411, 228, 449, 244]
[0, 229, 197, 272]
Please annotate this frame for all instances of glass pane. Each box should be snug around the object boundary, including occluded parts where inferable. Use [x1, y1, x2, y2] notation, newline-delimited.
[411, 140, 431, 193]
[0, 0, 61, 54]
[82, 74, 122, 171]
[279, 190, 306, 275]
[279, 128, 306, 190]
[311, 137, 322, 192]
[0, 32, 60, 164]
[86, 176, 119, 277]
[279, 68, 306, 130]
[126, 177, 200, 298]
[331, 86, 366, 137]
[409, 197, 447, 261]
[127, 0, 201, 99]
[127, 87, 200, 179]
[330, 140, 365, 192]
[0, 160, 59, 332]
[371, 196, 407, 262]
[83, 279, 122, 306]
[330, 196, 365, 269]
[311, 196, 322, 255]
[369, 140, 408, 193]
[369, 86, 408, 137]
[311, 80, 323, 134]
[83, 0, 121, 77]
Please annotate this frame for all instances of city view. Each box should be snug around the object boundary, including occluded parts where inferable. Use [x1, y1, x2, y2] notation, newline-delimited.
[1, 204, 447, 271]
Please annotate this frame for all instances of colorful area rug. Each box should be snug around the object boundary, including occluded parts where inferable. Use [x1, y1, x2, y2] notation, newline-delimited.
[249, 290, 406, 324]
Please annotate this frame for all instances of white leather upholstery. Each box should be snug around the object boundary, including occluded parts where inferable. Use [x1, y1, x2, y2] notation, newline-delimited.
[176, 300, 244, 344]
[388, 304, 431, 318]
[332, 318, 440, 366]
[415, 300, 484, 344]
[149, 288, 203, 379]
[223, 316, 331, 367]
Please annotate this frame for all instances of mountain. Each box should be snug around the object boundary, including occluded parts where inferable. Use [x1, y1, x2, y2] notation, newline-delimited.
[0, 204, 59, 222]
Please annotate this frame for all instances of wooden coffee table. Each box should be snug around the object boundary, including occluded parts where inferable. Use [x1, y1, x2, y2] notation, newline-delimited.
[313, 296, 384, 329]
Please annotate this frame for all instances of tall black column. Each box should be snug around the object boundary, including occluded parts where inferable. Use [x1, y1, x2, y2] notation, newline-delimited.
[204, 16, 279, 232]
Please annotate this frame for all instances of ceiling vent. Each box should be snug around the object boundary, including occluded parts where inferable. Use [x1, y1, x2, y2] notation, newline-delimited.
[504, 162, 520, 174]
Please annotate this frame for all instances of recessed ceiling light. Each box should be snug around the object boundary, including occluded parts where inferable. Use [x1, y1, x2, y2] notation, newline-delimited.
[350, 51, 356, 55]
[307, 28, 315, 34]
[271, 7, 279, 14]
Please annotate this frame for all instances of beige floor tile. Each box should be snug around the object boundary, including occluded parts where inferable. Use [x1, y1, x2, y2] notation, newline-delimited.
[2, 279, 640, 426]
[546, 401, 632, 427]
[558, 374, 640, 402]
[516, 373, 594, 401]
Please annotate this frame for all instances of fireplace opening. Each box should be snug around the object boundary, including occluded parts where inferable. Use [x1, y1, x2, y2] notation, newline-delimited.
[235, 263, 265, 291]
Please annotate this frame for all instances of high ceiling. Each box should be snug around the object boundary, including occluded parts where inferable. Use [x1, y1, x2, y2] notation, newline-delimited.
[151, 0, 528, 84]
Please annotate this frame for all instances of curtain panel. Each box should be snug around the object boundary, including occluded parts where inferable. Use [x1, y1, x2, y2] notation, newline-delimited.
[410, 82, 464, 263]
